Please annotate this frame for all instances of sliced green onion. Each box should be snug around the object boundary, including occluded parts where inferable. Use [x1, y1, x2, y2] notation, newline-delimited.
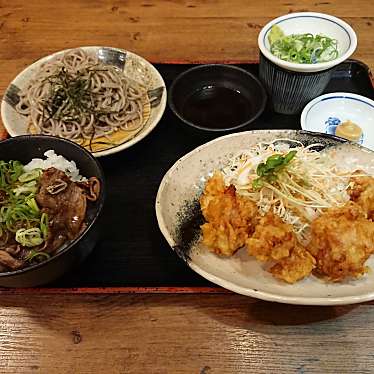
[8, 161, 25, 183]
[25, 197, 40, 213]
[15, 227, 44, 247]
[40, 212, 49, 239]
[0, 160, 24, 187]
[25, 249, 50, 262]
[12, 181, 37, 197]
[2, 201, 41, 232]
[268, 26, 338, 64]
[0, 161, 46, 249]
[18, 169, 42, 183]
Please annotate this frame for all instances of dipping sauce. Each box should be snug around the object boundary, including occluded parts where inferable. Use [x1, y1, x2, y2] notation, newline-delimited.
[181, 86, 253, 129]
[335, 120, 362, 142]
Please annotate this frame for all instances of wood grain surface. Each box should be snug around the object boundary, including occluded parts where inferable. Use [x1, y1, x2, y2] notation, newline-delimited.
[1, 294, 374, 374]
[0, 0, 373, 139]
[1, 1, 374, 373]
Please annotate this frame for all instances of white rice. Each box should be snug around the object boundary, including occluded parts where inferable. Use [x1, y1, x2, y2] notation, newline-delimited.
[24, 150, 84, 181]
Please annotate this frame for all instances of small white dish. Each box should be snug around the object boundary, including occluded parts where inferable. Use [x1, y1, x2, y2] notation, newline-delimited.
[258, 12, 357, 73]
[301, 92, 374, 150]
[156, 130, 374, 306]
[1, 46, 167, 157]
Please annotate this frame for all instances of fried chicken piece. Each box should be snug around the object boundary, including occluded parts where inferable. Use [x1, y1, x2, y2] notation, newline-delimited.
[308, 202, 374, 282]
[270, 245, 316, 284]
[246, 213, 315, 283]
[200, 172, 258, 256]
[348, 175, 374, 220]
[246, 213, 296, 262]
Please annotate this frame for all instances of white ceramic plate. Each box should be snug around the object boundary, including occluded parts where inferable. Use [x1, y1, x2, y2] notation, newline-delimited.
[156, 130, 374, 305]
[1, 46, 167, 157]
[301, 92, 374, 150]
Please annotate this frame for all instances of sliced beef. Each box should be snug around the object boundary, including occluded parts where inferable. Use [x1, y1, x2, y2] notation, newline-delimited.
[76, 177, 100, 201]
[36, 167, 87, 253]
[4, 244, 21, 257]
[0, 250, 23, 270]
[0, 264, 8, 272]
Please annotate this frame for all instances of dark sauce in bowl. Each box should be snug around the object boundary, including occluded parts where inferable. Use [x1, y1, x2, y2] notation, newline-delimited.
[181, 86, 253, 129]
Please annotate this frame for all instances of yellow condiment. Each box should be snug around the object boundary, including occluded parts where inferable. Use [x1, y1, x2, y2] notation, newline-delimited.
[335, 120, 362, 142]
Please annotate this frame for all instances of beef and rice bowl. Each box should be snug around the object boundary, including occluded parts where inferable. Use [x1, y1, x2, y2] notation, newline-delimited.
[0, 150, 100, 272]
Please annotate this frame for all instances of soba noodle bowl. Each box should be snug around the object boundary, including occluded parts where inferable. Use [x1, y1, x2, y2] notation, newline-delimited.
[16, 49, 147, 147]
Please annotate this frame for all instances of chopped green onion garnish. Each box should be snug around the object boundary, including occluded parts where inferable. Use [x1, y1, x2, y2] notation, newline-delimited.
[25, 197, 40, 213]
[0, 161, 47, 242]
[40, 212, 49, 239]
[25, 249, 50, 262]
[13, 181, 37, 197]
[15, 227, 44, 247]
[268, 25, 338, 64]
[18, 169, 42, 183]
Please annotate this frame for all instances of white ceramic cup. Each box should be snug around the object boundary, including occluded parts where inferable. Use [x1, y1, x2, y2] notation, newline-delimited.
[258, 12, 357, 73]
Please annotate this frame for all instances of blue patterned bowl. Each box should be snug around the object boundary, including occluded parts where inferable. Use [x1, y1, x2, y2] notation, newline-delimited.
[258, 12, 357, 114]
[259, 53, 335, 114]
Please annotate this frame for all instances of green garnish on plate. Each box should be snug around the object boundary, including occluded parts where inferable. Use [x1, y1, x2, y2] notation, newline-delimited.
[268, 25, 338, 64]
[252, 150, 297, 190]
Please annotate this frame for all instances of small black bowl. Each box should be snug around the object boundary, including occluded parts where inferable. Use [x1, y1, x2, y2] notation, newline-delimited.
[0, 135, 105, 287]
[168, 64, 267, 132]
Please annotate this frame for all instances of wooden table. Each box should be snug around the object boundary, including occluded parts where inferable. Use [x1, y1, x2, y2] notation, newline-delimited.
[0, 1, 373, 373]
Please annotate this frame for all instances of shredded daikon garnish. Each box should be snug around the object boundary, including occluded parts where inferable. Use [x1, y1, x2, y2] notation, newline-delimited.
[221, 139, 369, 242]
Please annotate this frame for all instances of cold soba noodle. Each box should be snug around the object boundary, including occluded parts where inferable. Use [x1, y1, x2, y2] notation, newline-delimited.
[16, 49, 146, 145]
